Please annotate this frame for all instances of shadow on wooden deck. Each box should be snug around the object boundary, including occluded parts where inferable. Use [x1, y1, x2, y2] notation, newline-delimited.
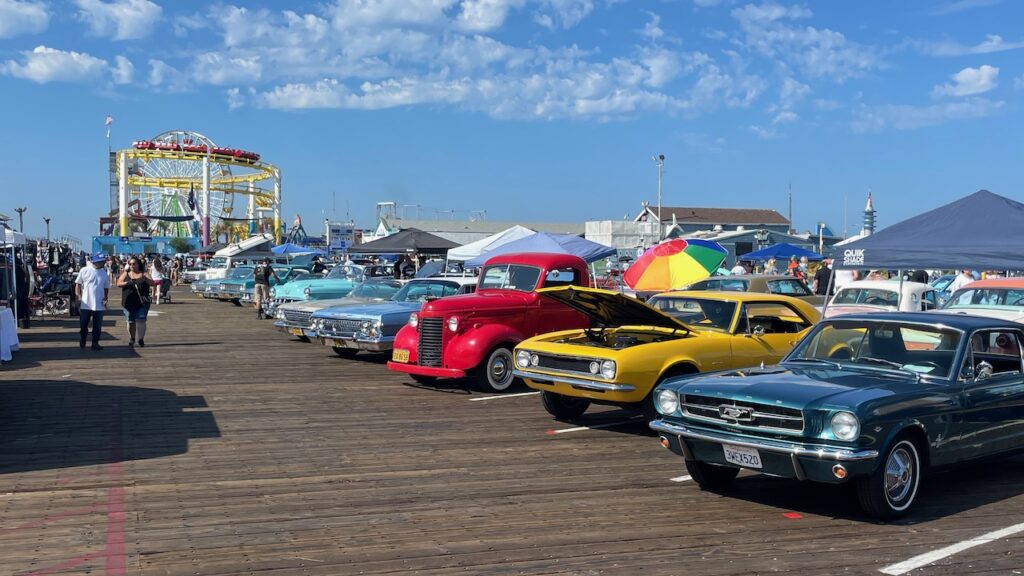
[0, 379, 220, 474]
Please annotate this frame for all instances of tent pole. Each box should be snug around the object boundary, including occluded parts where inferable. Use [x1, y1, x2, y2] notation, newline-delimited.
[820, 265, 839, 317]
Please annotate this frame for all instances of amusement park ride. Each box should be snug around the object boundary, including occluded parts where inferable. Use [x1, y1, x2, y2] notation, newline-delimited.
[104, 130, 281, 246]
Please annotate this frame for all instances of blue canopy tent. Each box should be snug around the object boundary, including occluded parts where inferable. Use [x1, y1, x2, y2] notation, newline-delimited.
[833, 190, 1024, 270]
[739, 242, 823, 263]
[272, 243, 325, 256]
[465, 233, 616, 267]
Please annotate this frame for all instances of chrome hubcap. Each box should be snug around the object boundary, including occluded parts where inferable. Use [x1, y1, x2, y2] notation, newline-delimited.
[491, 357, 508, 380]
[884, 446, 915, 504]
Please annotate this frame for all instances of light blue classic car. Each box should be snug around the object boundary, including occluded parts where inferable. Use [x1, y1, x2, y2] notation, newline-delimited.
[232, 266, 313, 306]
[272, 278, 404, 341]
[312, 278, 476, 357]
[266, 264, 374, 313]
[193, 266, 254, 300]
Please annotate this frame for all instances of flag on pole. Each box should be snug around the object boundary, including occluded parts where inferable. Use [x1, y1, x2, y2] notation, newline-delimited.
[105, 114, 113, 138]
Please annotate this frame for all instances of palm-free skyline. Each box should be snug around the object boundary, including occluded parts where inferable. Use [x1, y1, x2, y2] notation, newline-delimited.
[1, 0, 1021, 242]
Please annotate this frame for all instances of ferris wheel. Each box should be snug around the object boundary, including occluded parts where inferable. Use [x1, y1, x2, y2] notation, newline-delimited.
[116, 129, 281, 244]
[128, 131, 232, 237]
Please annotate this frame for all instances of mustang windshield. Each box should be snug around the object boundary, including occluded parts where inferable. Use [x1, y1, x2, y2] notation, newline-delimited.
[479, 264, 541, 292]
[348, 279, 403, 299]
[832, 287, 899, 308]
[787, 320, 962, 378]
[394, 281, 460, 302]
[646, 296, 736, 331]
[943, 287, 1024, 309]
[326, 265, 363, 280]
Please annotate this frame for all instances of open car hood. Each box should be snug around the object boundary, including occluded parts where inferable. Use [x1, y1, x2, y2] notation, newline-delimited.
[537, 286, 691, 332]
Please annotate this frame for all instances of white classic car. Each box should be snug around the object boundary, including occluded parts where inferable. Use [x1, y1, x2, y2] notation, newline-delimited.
[824, 280, 939, 318]
[939, 279, 1024, 323]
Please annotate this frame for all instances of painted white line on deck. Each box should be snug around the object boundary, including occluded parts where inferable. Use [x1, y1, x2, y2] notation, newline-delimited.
[469, 391, 541, 402]
[545, 419, 640, 435]
[670, 475, 692, 483]
[879, 521, 1024, 575]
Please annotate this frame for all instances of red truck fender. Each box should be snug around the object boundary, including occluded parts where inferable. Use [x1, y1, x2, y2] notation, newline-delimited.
[444, 323, 526, 372]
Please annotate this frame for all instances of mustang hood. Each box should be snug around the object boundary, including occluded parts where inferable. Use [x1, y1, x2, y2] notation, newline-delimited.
[537, 286, 691, 332]
[678, 366, 922, 409]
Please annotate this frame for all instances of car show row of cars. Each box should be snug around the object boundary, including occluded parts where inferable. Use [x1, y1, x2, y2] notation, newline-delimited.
[193, 251, 1024, 520]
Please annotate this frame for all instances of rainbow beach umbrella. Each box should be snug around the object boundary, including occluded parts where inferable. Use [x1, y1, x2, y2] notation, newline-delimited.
[623, 239, 728, 292]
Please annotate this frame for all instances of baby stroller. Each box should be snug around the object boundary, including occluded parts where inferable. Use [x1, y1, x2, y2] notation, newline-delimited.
[159, 278, 171, 303]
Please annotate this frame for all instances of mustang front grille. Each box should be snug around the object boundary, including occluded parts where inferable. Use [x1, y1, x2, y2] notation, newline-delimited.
[682, 393, 804, 432]
[418, 317, 444, 367]
[283, 310, 312, 326]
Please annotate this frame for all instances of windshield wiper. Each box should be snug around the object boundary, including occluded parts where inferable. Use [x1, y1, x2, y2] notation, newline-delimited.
[786, 358, 842, 369]
[854, 356, 904, 370]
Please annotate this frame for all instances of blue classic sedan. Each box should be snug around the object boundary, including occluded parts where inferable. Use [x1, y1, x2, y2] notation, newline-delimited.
[311, 277, 476, 357]
[650, 312, 1024, 518]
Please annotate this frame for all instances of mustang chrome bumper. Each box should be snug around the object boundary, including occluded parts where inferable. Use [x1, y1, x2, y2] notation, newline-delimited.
[512, 370, 636, 392]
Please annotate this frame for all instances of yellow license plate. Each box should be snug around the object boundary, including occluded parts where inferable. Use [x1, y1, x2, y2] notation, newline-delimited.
[290, 327, 304, 336]
[392, 348, 410, 363]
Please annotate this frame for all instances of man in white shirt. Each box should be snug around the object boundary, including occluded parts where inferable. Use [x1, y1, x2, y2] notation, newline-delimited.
[946, 270, 975, 296]
[730, 261, 748, 275]
[75, 252, 111, 350]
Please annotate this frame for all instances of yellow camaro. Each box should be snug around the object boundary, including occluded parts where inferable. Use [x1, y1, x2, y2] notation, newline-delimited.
[513, 287, 821, 421]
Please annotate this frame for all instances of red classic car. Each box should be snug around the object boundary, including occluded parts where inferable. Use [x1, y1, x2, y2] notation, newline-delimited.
[387, 252, 593, 392]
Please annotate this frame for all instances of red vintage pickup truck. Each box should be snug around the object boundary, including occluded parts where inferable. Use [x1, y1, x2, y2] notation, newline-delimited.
[387, 252, 593, 392]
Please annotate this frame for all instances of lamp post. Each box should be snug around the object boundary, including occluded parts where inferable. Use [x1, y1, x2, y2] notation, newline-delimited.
[652, 154, 665, 240]
[43, 217, 51, 242]
[14, 207, 26, 232]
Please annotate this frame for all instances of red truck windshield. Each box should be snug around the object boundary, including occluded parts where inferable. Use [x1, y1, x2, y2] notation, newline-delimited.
[479, 264, 542, 292]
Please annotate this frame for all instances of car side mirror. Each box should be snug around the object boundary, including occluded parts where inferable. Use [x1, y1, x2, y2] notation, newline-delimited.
[749, 325, 766, 338]
[975, 361, 994, 381]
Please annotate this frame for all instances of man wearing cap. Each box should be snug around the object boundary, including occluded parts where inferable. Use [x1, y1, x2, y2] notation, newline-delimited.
[75, 252, 111, 350]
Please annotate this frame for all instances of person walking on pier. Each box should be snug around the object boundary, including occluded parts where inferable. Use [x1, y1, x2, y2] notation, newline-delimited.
[117, 256, 155, 347]
[75, 252, 111, 350]
[253, 257, 279, 319]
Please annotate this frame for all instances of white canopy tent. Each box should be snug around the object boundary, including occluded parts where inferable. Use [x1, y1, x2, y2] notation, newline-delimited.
[446, 225, 535, 262]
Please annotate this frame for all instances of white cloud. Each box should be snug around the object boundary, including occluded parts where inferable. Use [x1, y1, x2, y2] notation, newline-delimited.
[852, 98, 1002, 132]
[0, 0, 49, 38]
[111, 55, 134, 84]
[226, 88, 245, 111]
[639, 11, 663, 40]
[534, 0, 594, 29]
[147, 59, 188, 91]
[778, 76, 809, 108]
[1016, 74, 1024, 90]
[929, 0, 1001, 16]
[772, 110, 797, 124]
[920, 34, 1024, 57]
[748, 124, 779, 139]
[1, 45, 108, 83]
[191, 52, 263, 85]
[931, 65, 998, 98]
[329, 0, 456, 31]
[693, 0, 722, 6]
[74, 0, 162, 40]
[455, 0, 524, 32]
[731, 3, 880, 81]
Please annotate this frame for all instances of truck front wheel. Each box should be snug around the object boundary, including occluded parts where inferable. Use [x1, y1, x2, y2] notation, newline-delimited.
[476, 347, 517, 392]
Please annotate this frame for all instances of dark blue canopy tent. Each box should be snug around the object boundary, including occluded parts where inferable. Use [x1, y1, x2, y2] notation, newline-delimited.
[272, 243, 324, 255]
[833, 190, 1024, 270]
[738, 242, 823, 262]
[465, 232, 616, 267]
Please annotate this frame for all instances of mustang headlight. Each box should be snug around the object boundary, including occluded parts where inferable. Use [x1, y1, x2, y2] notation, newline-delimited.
[448, 316, 460, 332]
[600, 360, 616, 380]
[831, 412, 860, 441]
[516, 350, 531, 368]
[409, 313, 418, 328]
[655, 389, 679, 415]
[589, 361, 600, 375]
[303, 287, 311, 297]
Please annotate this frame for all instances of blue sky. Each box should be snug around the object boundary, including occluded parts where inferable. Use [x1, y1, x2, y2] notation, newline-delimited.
[1, 0, 1022, 243]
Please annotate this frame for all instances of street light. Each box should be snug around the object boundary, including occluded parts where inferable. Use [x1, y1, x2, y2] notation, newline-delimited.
[43, 217, 51, 242]
[14, 207, 26, 232]
[652, 154, 665, 240]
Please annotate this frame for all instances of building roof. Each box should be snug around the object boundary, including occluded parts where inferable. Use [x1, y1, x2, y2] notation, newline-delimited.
[386, 218, 583, 235]
[636, 206, 790, 225]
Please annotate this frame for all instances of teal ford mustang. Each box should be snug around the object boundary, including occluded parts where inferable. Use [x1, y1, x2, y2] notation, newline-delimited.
[650, 312, 1024, 518]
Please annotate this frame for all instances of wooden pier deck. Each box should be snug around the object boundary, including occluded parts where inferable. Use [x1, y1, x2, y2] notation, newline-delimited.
[2, 287, 1023, 575]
